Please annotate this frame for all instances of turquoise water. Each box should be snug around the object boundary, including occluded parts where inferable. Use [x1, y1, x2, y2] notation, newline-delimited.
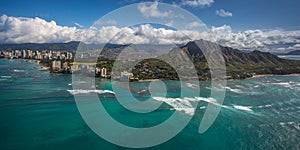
[0, 59, 300, 149]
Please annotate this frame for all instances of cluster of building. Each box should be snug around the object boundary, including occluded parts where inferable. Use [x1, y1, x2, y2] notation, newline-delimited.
[51, 60, 71, 73]
[95, 67, 107, 78]
[0, 49, 137, 81]
[71, 65, 135, 81]
[120, 71, 135, 81]
[0, 49, 73, 60]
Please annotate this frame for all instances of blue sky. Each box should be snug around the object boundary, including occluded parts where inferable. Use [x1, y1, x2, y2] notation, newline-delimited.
[0, 0, 300, 52]
[1, 0, 299, 31]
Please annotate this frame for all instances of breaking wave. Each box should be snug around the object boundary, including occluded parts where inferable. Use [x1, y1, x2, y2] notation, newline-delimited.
[185, 83, 199, 89]
[225, 86, 244, 94]
[233, 105, 253, 111]
[152, 97, 197, 116]
[152, 97, 220, 116]
[0, 76, 12, 78]
[152, 96, 256, 115]
[67, 89, 115, 95]
[257, 104, 272, 108]
[13, 69, 25, 72]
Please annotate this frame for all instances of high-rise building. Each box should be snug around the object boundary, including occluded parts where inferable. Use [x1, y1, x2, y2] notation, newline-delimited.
[71, 64, 79, 71]
[49, 51, 53, 59]
[27, 50, 33, 59]
[22, 50, 27, 59]
[37, 52, 42, 60]
[66, 52, 73, 60]
[52, 60, 61, 71]
[62, 62, 68, 69]
[120, 71, 133, 81]
[101, 68, 107, 78]
[69, 53, 73, 60]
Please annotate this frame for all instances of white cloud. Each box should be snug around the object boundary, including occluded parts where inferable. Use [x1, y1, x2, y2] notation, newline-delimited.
[0, 15, 77, 43]
[165, 21, 174, 27]
[196, 25, 300, 51]
[293, 44, 300, 48]
[74, 22, 83, 28]
[180, 0, 214, 7]
[276, 47, 286, 51]
[137, 1, 171, 18]
[185, 21, 205, 29]
[216, 9, 233, 17]
[93, 19, 117, 25]
[1, 15, 300, 52]
[286, 44, 300, 50]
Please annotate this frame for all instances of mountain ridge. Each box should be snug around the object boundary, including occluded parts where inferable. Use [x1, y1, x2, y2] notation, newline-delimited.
[180, 40, 300, 79]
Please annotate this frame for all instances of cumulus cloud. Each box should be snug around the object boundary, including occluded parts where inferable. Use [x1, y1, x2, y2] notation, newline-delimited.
[74, 22, 83, 28]
[216, 9, 233, 17]
[180, 0, 214, 7]
[0, 14, 77, 43]
[286, 44, 300, 51]
[1, 15, 300, 52]
[197, 25, 300, 51]
[165, 20, 174, 27]
[93, 19, 117, 26]
[185, 21, 206, 29]
[137, 1, 171, 18]
[293, 44, 300, 48]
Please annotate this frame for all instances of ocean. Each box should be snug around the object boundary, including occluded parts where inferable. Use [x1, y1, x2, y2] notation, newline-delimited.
[0, 59, 299, 150]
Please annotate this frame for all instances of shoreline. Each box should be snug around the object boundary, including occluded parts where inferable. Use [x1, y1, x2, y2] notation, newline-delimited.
[137, 79, 160, 82]
[31, 59, 50, 71]
[251, 73, 300, 79]
[1, 58, 300, 81]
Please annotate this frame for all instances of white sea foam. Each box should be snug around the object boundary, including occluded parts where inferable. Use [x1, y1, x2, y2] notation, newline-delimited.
[272, 82, 290, 86]
[233, 105, 253, 111]
[199, 106, 206, 109]
[269, 82, 292, 88]
[206, 86, 244, 94]
[152, 96, 219, 116]
[279, 122, 300, 130]
[153, 97, 196, 116]
[185, 83, 199, 89]
[195, 97, 219, 105]
[137, 89, 147, 94]
[13, 69, 25, 72]
[268, 82, 300, 90]
[225, 86, 244, 94]
[67, 89, 115, 95]
[0, 76, 12, 78]
[258, 104, 272, 108]
[72, 81, 87, 84]
[235, 85, 245, 88]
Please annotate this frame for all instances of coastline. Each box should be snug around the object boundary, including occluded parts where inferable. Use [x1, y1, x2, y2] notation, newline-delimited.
[138, 79, 160, 82]
[1, 58, 300, 81]
[251, 73, 300, 79]
[31, 59, 50, 71]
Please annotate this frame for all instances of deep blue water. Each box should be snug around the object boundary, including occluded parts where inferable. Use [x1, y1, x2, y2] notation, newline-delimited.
[0, 59, 299, 150]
